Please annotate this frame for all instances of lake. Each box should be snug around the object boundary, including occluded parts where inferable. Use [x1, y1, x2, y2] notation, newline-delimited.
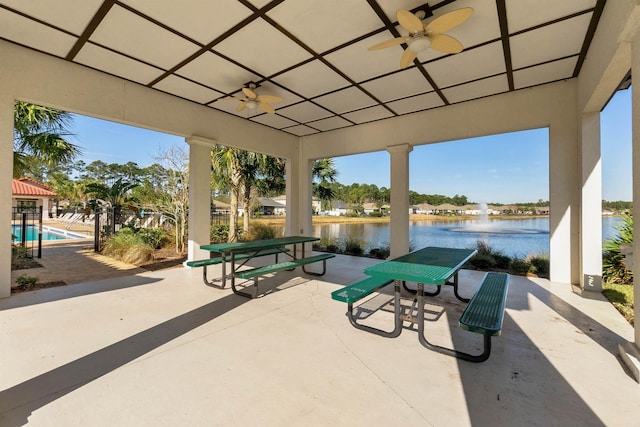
[309, 216, 624, 257]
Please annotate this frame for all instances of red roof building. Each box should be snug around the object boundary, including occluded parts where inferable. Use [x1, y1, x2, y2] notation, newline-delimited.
[12, 178, 57, 214]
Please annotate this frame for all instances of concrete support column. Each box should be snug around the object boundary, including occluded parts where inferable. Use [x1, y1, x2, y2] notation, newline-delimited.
[620, 30, 640, 381]
[186, 136, 214, 263]
[580, 112, 603, 292]
[387, 143, 412, 258]
[0, 95, 11, 298]
[549, 117, 580, 285]
[285, 156, 312, 237]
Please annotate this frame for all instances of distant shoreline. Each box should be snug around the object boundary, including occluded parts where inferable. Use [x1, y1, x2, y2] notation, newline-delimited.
[253, 214, 551, 226]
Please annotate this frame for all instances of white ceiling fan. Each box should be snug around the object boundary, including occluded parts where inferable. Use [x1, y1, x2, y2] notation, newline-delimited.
[221, 82, 283, 114]
[369, 7, 474, 69]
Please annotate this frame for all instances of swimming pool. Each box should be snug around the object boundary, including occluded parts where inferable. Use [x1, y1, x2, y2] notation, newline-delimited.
[11, 224, 88, 241]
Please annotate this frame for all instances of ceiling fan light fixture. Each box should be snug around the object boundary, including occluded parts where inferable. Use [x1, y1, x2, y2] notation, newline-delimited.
[246, 100, 257, 109]
[408, 37, 431, 52]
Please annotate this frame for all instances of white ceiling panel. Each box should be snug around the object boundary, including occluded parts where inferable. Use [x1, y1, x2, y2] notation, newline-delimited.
[325, 31, 407, 83]
[75, 43, 165, 84]
[153, 75, 223, 103]
[426, 42, 505, 89]
[0, 0, 103, 34]
[214, 18, 312, 77]
[268, 0, 381, 54]
[306, 116, 352, 132]
[507, 0, 596, 33]
[0, 0, 608, 137]
[342, 105, 394, 124]
[177, 51, 260, 94]
[361, 68, 432, 102]
[277, 102, 333, 123]
[0, 9, 77, 57]
[514, 57, 578, 89]
[120, 0, 252, 45]
[250, 113, 298, 129]
[510, 13, 592, 69]
[313, 87, 378, 114]
[90, 5, 200, 69]
[282, 124, 319, 136]
[442, 75, 508, 104]
[387, 92, 443, 114]
[273, 60, 350, 98]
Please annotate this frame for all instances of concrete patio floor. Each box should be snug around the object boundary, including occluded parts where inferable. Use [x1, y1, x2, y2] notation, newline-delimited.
[1, 253, 639, 426]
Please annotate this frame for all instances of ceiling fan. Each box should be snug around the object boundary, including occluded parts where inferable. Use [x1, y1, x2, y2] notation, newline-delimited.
[369, 6, 474, 69]
[222, 82, 283, 114]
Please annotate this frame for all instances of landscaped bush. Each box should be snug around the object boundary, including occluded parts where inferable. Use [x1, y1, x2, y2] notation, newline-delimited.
[102, 228, 154, 265]
[469, 253, 496, 270]
[527, 252, 550, 278]
[368, 244, 390, 259]
[137, 227, 168, 249]
[248, 223, 279, 240]
[210, 224, 243, 243]
[603, 214, 633, 284]
[342, 237, 365, 256]
[509, 256, 531, 276]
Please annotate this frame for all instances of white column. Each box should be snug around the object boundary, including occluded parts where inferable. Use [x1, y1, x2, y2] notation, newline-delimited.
[285, 156, 313, 237]
[619, 28, 640, 383]
[186, 136, 214, 262]
[549, 119, 580, 285]
[0, 95, 12, 298]
[580, 112, 603, 292]
[387, 143, 412, 258]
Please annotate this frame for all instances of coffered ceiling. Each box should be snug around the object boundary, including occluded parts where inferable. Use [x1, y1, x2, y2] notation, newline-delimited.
[0, 0, 605, 136]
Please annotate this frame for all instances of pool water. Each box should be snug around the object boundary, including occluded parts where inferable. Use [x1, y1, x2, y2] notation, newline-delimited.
[11, 224, 68, 241]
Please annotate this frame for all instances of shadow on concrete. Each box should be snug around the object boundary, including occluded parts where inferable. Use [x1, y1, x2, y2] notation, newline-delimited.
[0, 293, 248, 426]
[1, 276, 163, 311]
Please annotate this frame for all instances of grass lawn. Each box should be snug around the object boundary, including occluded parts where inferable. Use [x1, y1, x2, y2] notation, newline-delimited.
[602, 282, 634, 325]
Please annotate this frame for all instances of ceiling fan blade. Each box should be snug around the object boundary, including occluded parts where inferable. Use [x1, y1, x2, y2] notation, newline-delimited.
[221, 96, 245, 101]
[397, 9, 424, 34]
[258, 101, 275, 114]
[256, 95, 283, 103]
[400, 48, 418, 68]
[236, 102, 247, 112]
[425, 7, 473, 34]
[429, 33, 464, 54]
[368, 36, 411, 51]
[242, 87, 257, 99]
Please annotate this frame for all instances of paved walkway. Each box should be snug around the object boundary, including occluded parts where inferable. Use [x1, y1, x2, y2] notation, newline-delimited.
[11, 238, 145, 287]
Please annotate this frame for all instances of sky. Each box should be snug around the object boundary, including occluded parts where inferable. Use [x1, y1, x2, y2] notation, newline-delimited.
[69, 88, 633, 204]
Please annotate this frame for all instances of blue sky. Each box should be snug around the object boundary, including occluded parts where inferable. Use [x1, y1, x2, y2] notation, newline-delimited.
[70, 89, 632, 204]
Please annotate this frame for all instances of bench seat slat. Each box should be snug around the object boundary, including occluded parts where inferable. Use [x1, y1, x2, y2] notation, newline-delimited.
[235, 254, 335, 279]
[331, 276, 394, 303]
[186, 248, 288, 268]
[459, 272, 509, 336]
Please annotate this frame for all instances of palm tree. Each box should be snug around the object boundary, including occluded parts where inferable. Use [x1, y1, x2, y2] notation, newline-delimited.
[13, 102, 81, 178]
[211, 146, 243, 242]
[312, 158, 338, 210]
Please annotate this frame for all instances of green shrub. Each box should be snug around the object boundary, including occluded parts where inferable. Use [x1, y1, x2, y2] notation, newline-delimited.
[342, 237, 364, 256]
[248, 223, 279, 240]
[509, 256, 531, 275]
[16, 275, 38, 286]
[603, 215, 633, 284]
[469, 253, 496, 270]
[527, 252, 550, 278]
[103, 229, 154, 265]
[210, 224, 243, 243]
[368, 246, 390, 259]
[494, 254, 512, 270]
[137, 228, 167, 249]
[368, 211, 383, 217]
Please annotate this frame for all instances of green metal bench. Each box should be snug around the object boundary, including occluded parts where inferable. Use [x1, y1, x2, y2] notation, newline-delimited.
[186, 248, 288, 288]
[234, 253, 335, 296]
[331, 276, 401, 338]
[418, 272, 509, 362]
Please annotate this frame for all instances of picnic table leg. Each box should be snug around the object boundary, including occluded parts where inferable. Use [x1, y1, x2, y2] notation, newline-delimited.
[452, 272, 470, 302]
[230, 252, 254, 299]
[416, 283, 491, 362]
[347, 280, 403, 338]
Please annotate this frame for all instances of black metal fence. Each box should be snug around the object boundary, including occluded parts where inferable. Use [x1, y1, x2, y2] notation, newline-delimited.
[11, 206, 43, 258]
[211, 209, 230, 226]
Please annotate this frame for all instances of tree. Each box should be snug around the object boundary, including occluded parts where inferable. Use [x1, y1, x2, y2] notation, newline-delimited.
[13, 101, 80, 178]
[312, 158, 338, 209]
[140, 147, 190, 253]
[211, 146, 243, 242]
